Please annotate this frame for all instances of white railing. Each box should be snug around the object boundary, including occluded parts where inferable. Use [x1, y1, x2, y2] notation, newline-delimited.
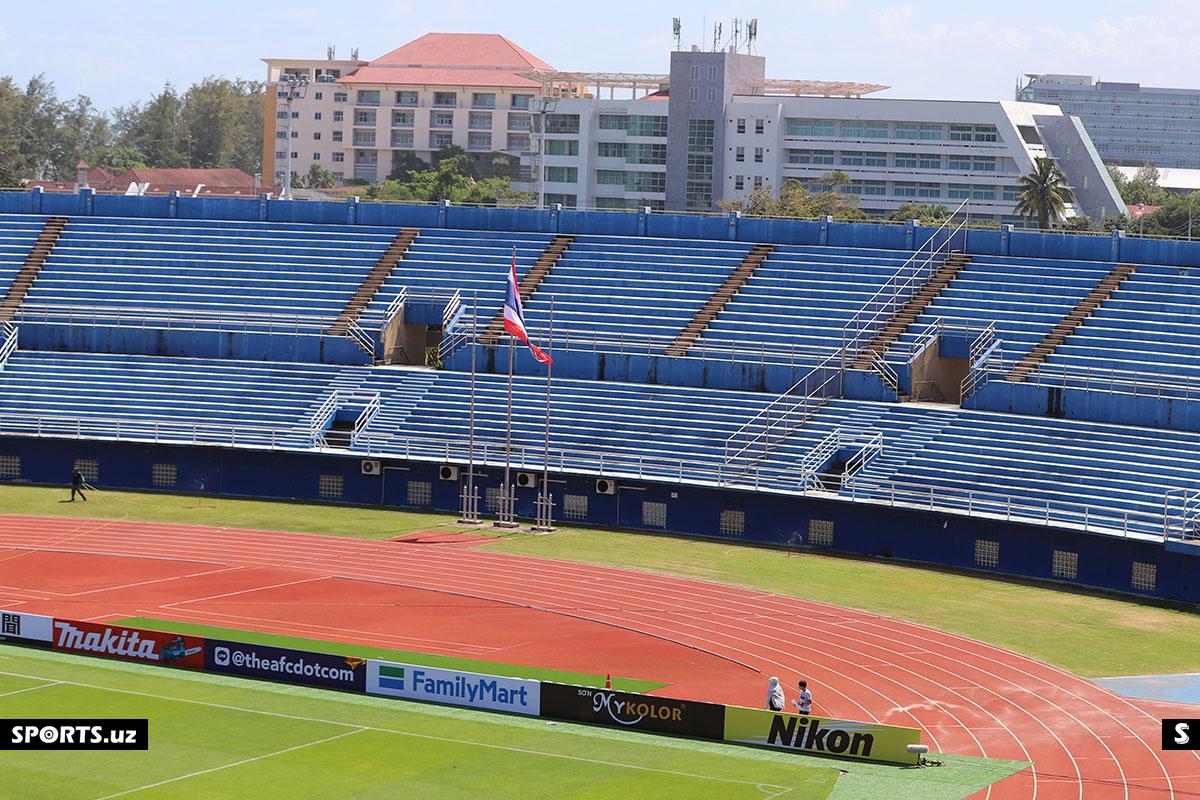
[839, 200, 970, 365]
[969, 356, 1200, 402]
[306, 392, 341, 447]
[796, 428, 883, 491]
[1165, 488, 1200, 540]
[0, 409, 1176, 538]
[306, 390, 382, 446]
[0, 321, 17, 368]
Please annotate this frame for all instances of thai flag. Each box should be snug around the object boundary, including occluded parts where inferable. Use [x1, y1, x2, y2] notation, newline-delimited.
[503, 250, 553, 365]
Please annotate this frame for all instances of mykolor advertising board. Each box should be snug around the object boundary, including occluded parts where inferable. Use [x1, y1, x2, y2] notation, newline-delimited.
[205, 640, 367, 693]
[366, 661, 540, 716]
[723, 706, 922, 765]
[0, 611, 54, 645]
[51, 619, 205, 669]
[539, 683, 725, 739]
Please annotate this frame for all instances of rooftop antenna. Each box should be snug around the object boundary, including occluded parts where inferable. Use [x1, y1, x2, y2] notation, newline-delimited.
[712, 22, 722, 52]
[732, 19, 741, 53]
[747, 18, 758, 53]
[672, 17, 682, 51]
[326, 45, 335, 60]
[350, 47, 359, 61]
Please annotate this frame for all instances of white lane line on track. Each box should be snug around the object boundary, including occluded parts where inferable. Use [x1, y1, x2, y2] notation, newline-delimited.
[0, 680, 62, 700]
[63, 566, 245, 597]
[0, 669, 795, 798]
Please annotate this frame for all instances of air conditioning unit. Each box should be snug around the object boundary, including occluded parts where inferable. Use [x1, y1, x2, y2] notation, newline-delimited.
[595, 478, 616, 495]
[516, 472, 539, 489]
[439, 465, 460, 481]
[361, 460, 381, 476]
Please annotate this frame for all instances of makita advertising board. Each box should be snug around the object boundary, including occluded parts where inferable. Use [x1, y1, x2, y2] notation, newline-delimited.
[205, 640, 367, 693]
[52, 619, 204, 669]
[0, 611, 54, 645]
[366, 661, 541, 716]
[539, 683, 725, 739]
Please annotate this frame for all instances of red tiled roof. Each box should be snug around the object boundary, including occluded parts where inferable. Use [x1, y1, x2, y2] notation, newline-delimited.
[118, 168, 259, 194]
[1127, 203, 1161, 219]
[340, 32, 553, 87]
[27, 167, 116, 192]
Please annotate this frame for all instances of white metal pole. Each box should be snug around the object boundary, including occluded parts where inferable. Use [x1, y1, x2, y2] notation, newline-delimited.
[461, 292, 478, 523]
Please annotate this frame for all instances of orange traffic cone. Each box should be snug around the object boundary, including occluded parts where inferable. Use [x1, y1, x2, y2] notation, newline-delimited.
[605, 673, 612, 689]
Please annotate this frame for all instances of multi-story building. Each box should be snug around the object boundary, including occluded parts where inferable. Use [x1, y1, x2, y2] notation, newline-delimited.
[533, 50, 1123, 222]
[262, 34, 553, 186]
[1018, 74, 1200, 169]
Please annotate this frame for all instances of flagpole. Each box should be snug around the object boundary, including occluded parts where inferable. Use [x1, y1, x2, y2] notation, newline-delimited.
[459, 290, 478, 524]
[533, 295, 554, 532]
[498, 247, 518, 528]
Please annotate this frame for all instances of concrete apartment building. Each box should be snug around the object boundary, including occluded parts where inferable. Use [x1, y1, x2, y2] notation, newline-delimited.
[262, 33, 1124, 223]
[1018, 74, 1200, 170]
[262, 33, 551, 186]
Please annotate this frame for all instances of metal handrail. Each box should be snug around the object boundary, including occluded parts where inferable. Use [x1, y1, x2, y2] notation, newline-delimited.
[0, 322, 17, 368]
[972, 355, 1200, 401]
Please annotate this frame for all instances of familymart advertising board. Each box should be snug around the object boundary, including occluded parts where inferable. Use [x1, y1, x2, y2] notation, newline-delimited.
[366, 660, 541, 716]
[723, 706, 923, 765]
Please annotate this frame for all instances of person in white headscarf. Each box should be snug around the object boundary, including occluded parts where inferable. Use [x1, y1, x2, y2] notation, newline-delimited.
[765, 676, 785, 711]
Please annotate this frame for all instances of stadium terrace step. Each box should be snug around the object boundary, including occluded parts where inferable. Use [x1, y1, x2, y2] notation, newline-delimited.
[0, 216, 67, 322]
[1006, 262, 1137, 382]
[480, 234, 573, 345]
[328, 227, 421, 341]
[666, 244, 774, 356]
[851, 252, 972, 370]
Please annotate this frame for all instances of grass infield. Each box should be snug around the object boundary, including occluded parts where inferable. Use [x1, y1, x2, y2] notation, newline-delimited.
[0, 646, 1023, 800]
[2, 484, 1195, 677]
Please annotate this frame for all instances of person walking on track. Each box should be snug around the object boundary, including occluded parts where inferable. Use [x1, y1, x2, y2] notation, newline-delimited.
[792, 680, 813, 715]
[766, 676, 785, 711]
[70, 469, 88, 502]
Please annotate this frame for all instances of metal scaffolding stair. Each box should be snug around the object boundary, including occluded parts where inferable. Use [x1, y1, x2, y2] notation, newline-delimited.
[0, 216, 68, 322]
[667, 243, 774, 357]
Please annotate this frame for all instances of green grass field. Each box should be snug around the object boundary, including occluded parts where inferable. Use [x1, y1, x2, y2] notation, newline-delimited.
[4, 484, 1197, 678]
[0, 647, 1021, 800]
[111, 617, 664, 693]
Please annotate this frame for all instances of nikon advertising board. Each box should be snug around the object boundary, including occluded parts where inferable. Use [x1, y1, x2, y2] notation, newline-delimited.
[539, 683, 725, 739]
[367, 661, 541, 716]
[723, 706, 922, 765]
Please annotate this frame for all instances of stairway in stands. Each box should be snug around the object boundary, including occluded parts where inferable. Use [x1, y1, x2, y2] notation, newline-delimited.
[851, 252, 973, 371]
[329, 227, 420, 338]
[0, 216, 67, 322]
[1005, 262, 1137, 382]
[840, 404, 960, 496]
[667, 244, 774, 356]
[480, 235, 573, 345]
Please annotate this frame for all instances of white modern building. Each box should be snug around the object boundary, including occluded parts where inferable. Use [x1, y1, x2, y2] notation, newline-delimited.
[1018, 74, 1200, 170]
[262, 34, 552, 186]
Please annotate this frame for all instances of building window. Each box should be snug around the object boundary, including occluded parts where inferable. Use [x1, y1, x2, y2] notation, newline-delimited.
[734, 175, 744, 190]
[471, 92, 496, 108]
[974, 539, 999, 568]
[689, 86, 699, 102]
[597, 142, 627, 158]
[627, 115, 667, 137]
[948, 155, 972, 171]
[624, 171, 666, 193]
[786, 148, 834, 165]
[971, 185, 996, 200]
[948, 184, 969, 199]
[314, 92, 322, 101]
[314, 112, 322, 120]
[597, 169, 625, 185]
[392, 110, 414, 127]
[920, 124, 943, 140]
[544, 193, 577, 207]
[354, 110, 375, 125]
[291, 131, 299, 138]
[895, 153, 918, 169]
[690, 64, 699, 80]
[753, 175, 763, 188]
[949, 124, 974, 141]
[544, 138, 579, 156]
[894, 181, 918, 197]
[563, 494, 587, 520]
[333, 110, 343, 122]
[599, 114, 626, 130]
[917, 182, 941, 198]
[918, 153, 940, 169]
[332, 130, 343, 142]
[786, 118, 835, 137]
[352, 131, 375, 147]
[407, 481, 432, 507]
[431, 111, 454, 128]
[0, 455, 18, 479]
[391, 131, 414, 148]
[508, 114, 531, 131]
[468, 132, 492, 150]
[275, 151, 286, 159]
[544, 166, 578, 183]
[276, 111, 287, 119]
[430, 132, 453, 148]
[506, 133, 530, 151]
[511, 94, 533, 110]
[312, 152, 320, 160]
[545, 114, 580, 134]
[736, 118, 746, 134]
[719, 510, 745, 536]
[972, 156, 997, 172]
[755, 118, 765, 134]
[894, 123, 918, 140]
[333, 92, 347, 103]
[864, 153, 887, 167]
[1052, 550, 1078, 580]
[860, 180, 886, 196]
[973, 124, 999, 142]
[313, 132, 321, 140]
[395, 90, 418, 106]
[735, 146, 745, 162]
[708, 65, 718, 80]
[707, 87, 717, 102]
[433, 91, 457, 107]
[685, 118, 715, 211]
[642, 501, 667, 528]
[468, 111, 492, 129]
[356, 90, 380, 105]
[318, 474, 344, 499]
[754, 146, 764, 163]
[808, 519, 833, 546]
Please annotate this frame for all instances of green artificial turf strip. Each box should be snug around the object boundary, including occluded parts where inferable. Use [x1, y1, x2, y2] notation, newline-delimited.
[0, 646, 1023, 800]
[4, 484, 1197, 677]
[112, 616, 665, 693]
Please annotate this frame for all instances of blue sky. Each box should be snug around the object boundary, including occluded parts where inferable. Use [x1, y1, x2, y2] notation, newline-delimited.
[2, 0, 1196, 109]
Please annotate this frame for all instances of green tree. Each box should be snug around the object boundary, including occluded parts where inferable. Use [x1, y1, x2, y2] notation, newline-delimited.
[719, 179, 867, 221]
[1016, 157, 1073, 229]
[389, 151, 429, 182]
[299, 163, 337, 189]
[1062, 215, 1097, 232]
[818, 170, 852, 194]
[889, 202, 949, 225]
[88, 144, 147, 173]
[125, 84, 188, 168]
[179, 77, 263, 172]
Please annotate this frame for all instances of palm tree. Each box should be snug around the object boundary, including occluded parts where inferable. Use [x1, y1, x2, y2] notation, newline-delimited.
[1016, 158, 1073, 229]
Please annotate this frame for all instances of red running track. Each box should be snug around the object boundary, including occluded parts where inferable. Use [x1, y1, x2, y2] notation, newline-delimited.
[0, 515, 1196, 799]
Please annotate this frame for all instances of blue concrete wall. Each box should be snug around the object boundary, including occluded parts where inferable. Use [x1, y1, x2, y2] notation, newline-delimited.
[2, 434, 1192, 603]
[6, 190, 1195, 269]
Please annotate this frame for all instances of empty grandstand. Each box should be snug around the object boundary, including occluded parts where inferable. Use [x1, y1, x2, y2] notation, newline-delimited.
[0, 188, 1197, 602]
